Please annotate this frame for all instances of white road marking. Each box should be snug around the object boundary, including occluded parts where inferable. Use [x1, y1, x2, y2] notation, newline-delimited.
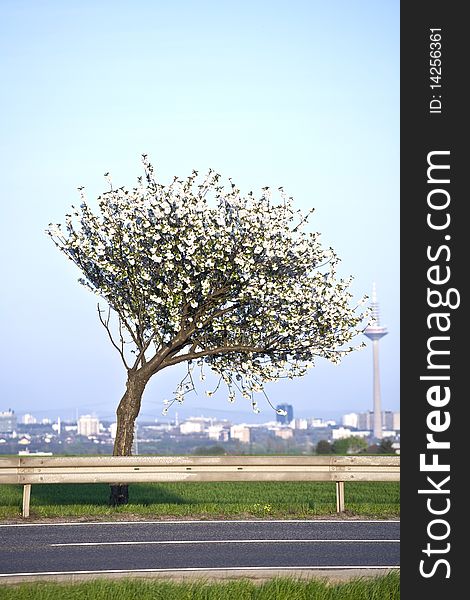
[51, 539, 399, 547]
[0, 519, 400, 528]
[0, 565, 400, 577]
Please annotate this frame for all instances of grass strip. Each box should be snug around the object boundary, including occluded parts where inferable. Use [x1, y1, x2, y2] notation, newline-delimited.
[0, 573, 400, 599]
[0, 481, 399, 520]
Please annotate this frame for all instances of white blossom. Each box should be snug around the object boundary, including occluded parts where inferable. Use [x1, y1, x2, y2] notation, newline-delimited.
[46, 157, 367, 416]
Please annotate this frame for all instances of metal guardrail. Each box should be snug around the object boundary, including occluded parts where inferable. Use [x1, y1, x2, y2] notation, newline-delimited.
[0, 455, 400, 518]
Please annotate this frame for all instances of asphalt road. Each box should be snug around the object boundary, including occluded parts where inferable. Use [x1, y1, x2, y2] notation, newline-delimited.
[0, 519, 399, 579]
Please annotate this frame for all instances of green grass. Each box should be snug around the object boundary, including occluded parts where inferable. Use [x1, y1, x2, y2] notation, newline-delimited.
[0, 573, 400, 599]
[0, 481, 399, 520]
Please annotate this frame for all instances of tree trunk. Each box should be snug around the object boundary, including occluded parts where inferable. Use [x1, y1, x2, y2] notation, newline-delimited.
[109, 369, 149, 506]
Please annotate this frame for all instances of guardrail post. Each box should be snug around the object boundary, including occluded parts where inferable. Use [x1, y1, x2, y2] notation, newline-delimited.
[336, 481, 345, 513]
[22, 484, 31, 518]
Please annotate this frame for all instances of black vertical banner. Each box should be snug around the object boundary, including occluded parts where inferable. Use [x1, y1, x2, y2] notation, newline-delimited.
[401, 2, 466, 597]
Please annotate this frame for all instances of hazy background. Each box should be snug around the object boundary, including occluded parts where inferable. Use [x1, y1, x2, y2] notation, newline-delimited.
[0, 0, 399, 423]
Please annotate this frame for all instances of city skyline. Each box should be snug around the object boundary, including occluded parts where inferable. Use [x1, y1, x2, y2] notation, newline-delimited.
[3, 405, 400, 429]
[0, 2, 399, 420]
[1, 405, 400, 459]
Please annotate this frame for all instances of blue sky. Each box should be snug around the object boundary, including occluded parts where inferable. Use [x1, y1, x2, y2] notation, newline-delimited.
[0, 0, 399, 423]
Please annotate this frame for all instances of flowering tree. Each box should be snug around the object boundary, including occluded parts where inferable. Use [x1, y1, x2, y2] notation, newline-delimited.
[47, 156, 367, 504]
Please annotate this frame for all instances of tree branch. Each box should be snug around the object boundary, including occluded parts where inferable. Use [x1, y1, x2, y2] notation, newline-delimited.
[131, 332, 159, 370]
[97, 304, 131, 369]
[161, 344, 268, 369]
[113, 305, 142, 349]
[198, 302, 241, 329]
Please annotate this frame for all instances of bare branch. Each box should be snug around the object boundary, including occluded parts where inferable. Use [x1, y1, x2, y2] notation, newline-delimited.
[97, 304, 131, 370]
[110, 304, 141, 349]
[292, 207, 315, 233]
[118, 318, 126, 355]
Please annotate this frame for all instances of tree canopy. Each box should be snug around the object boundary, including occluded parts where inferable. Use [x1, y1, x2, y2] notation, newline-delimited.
[47, 156, 367, 416]
[332, 436, 368, 455]
[315, 440, 333, 455]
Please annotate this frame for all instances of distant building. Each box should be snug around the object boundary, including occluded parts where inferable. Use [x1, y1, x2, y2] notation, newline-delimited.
[383, 411, 394, 430]
[276, 404, 293, 425]
[275, 427, 293, 440]
[207, 425, 230, 442]
[357, 411, 400, 433]
[179, 417, 210, 435]
[342, 413, 358, 428]
[21, 413, 37, 425]
[310, 417, 336, 428]
[54, 417, 61, 436]
[357, 411, 373, 430]
[332, 427, 353, 440]
[392, 412, 400, 430]
[230, 424, 251, 444]
[0, 410, 17, 433]
[332, 427, 369, 440]
[77, 414, 100, 437]
[292, 418, 308, 430]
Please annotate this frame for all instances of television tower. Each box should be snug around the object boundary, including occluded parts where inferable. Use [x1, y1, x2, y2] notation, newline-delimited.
[364, 283, 388, 440]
